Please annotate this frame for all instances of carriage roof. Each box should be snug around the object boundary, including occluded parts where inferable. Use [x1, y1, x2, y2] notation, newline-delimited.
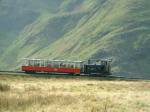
[23, 58, 84, 63]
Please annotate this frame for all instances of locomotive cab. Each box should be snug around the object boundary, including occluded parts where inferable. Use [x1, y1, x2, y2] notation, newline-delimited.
[83, 59, 112, 75]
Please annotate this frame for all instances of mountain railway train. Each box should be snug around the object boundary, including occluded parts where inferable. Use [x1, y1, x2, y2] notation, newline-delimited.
[22, 58, 112, 76]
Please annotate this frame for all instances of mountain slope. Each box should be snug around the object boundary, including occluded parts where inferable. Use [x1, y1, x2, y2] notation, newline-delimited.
[0, 0, 150, 78]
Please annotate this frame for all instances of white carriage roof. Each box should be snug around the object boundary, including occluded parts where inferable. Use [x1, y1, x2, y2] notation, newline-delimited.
[23, 58, 83, 63]
[23, 58, 112, 63]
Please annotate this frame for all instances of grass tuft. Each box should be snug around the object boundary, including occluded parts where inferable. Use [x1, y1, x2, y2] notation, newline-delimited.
[0, 82, 10, 92]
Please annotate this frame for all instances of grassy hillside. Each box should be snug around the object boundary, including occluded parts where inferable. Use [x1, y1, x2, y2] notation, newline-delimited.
[0, 0, 150, 78]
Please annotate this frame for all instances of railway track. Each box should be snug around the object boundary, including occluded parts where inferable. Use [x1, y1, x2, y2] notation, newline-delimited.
[0, 71, 26, 75]
[0, 70, 143, 81]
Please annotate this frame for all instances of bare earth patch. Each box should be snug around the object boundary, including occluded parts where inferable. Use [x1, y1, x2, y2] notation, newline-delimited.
[0, 75, 150, 112]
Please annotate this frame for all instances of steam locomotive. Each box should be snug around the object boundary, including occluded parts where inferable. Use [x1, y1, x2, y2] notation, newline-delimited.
[21, 58, 112, 76]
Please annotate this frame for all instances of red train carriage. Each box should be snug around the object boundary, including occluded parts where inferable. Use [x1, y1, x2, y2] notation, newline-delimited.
[22, 59, 84, 74]
[22, 58, 112, 75]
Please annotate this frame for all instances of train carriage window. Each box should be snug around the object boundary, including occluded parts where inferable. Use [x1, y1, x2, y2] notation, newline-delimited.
[28, 60, 31, 66]
[45, 61, 48, 67]
[69, 63, 74, 68]
[38, 60, 41, 66]
[34, 60, 40, 66]
[62, 62, 65, 68]
[75, 63, 81, 68]
[67, 62, 71, 68]
[52, 61, 59, 68]
[33, 60, 36, 66]
[60, 62, 67, 68]
[28, 60, 34, 66]
[71, 64, 74, 68]
[60, 62, 63, 68]
[75, 63, 78, 68]
[46, 60, 52, 67]
[40, 60, 45, 67]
